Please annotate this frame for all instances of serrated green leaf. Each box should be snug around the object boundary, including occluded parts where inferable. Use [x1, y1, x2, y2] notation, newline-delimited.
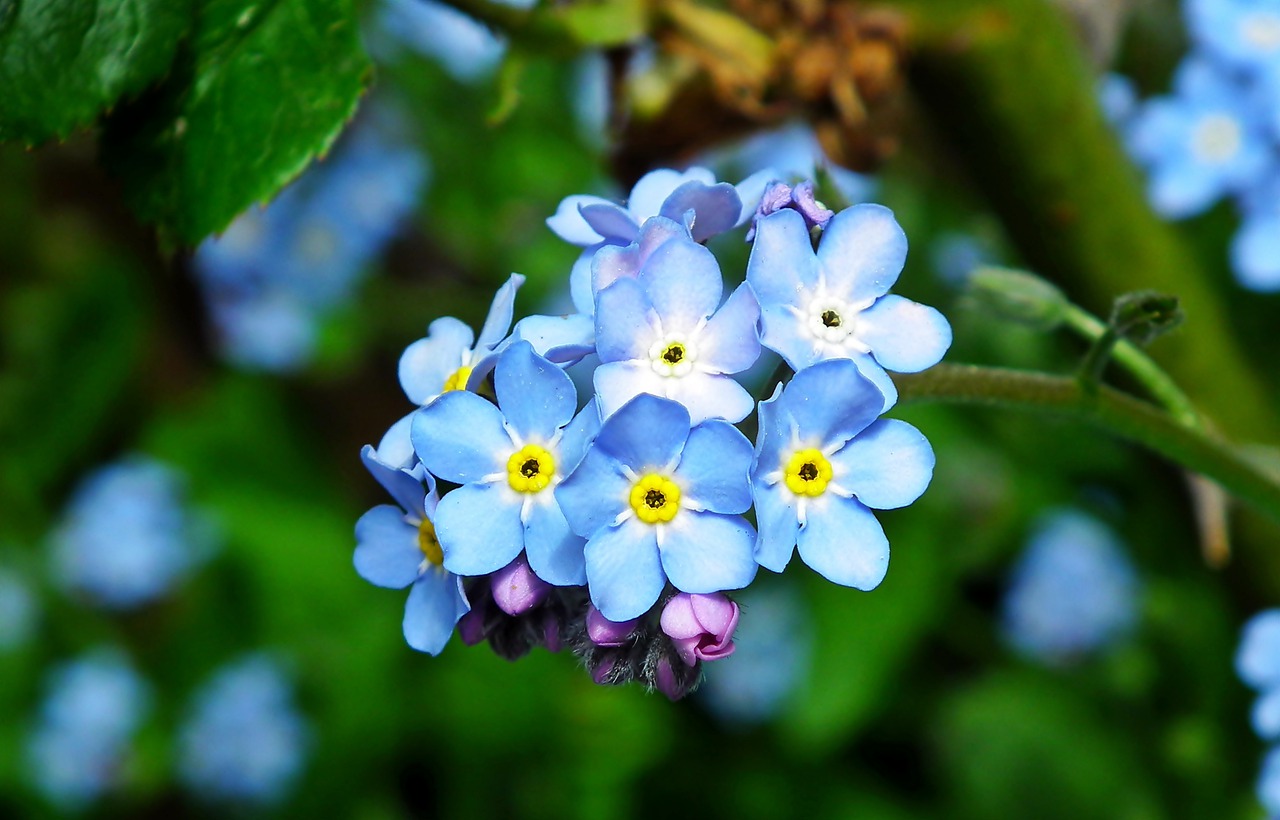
[101, 0, 371, 245]
[0, 0, 189, 143]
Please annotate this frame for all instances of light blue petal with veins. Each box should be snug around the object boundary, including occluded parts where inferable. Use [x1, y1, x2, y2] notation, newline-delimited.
[494, 342, 576, 442]
[354, 505, 423, 589]
[698, 283, 761, 375]
[570, 247, 602, 315]
[797, 495, 889, 590]
[849, 353, 898, 413]
[593, 393, 689, 472]
[435, 482, 525, 576]
[373, 413, 418, 471]
[858, 295, 952, 373]
[593, 361, 666, 420]
[829, 419, 934, 510]
[585, 520, 666, 621]
[816, 204, 906, 305]
[398, 317, 473, 405]
[673, 420, 753, 513]
[658, 181, 741, 242]
[629, 168, 712, 221]
[659, 512, 757, 593]
[666, 371, 755, 425]
[361, 444, 427, 515]
[547, 194, 614, 245]
[751, 481, 799, 572]
[758, 303, 820, 372]
[524, 499, 587, 585]
[580, 202, 640, 243]
[639, 238, 725, 330]
[402, 571, 469, 655]
[555, 445, 630, 538]
[412, 393, 510, 483]
[510, 313, 595, 364]
[595, 278, 657, 363]
[779, 359, 883, 449]
[559, 400, 602, 473]
[476, 274, 525, 351]
[747, 210, 821, 307]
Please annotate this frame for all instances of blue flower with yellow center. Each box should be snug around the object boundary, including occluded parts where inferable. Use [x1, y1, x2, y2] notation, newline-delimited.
[751, 359, 935, 589]
[410, 342, 599, 586]
[556, 393, 757, 621]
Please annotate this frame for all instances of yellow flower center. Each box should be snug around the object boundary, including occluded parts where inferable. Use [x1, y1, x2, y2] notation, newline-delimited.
[628, 474, 681, 524]
[418, 518, 444, 567]
[506, 444, 556, 493]
[783, 448, 833, 497]
[661, 342, 686, 365]
[442, 366, 473, 394]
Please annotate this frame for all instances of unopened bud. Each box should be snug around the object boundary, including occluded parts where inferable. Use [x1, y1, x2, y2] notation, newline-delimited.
[966, 266, 1069, 331]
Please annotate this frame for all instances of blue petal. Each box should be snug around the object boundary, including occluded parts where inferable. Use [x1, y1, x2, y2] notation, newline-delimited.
[857, 295, 952, 373]
[398, 317, 473, 405]
[476, 274, 525, 351]
[1147, 162, 1221, 219]
[797, 496, 889, 590]
[372, 413, 418, 471]
[593, 216, 689, 293]
[580, 201, 640, 243]
[734, 167, 781, 226]
[555, 444, 631, 538]
[778, 359, 883, 449]
[751, 481, 799, 572]
[494, 342, 577, 442]
[752, 381, 788, 481]
[746, 209, 821, 308]
[759, 303, 820, 371]
[816, 204, 906, 305]
[559, 400, 603, 473]
[585, 520, 666, 621]
[435, 482, 525, 576]
[628, 168, 706, 220]
[510, 313, 596, 364]
[360, 444, 428, 515]
[638, 238, 725, 331]
[829, 419, 935, 510]
[673, 421, 753, 514]
[1231, 213, 1280, 292]
[402, 571, 469, 655]
[697, 282, 761, 374]
[412, 392, 511, 483]
[658, 180, 741, 242]
[547, 194, 613, 245]
[659, 512, 757, 593]
[524, 498, 587, 585]
[592, 393, 690, 473]
[354, 505, 422, 589]
[595, 278, 657, 363]
[1237, 610, 1280, 690]
[1254, 688, 1280, 740]
[665, 371, 755, 425]
[570, 247, 601, 316]
[593, 361, 666, 420]
[849, 353, 898, 413]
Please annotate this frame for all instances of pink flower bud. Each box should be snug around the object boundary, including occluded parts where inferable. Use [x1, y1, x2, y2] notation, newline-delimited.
[660, 592, 739, 667]
[586, 605, 638, 646]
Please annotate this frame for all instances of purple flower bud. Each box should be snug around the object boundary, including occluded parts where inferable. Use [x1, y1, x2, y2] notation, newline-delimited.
[586, 605, 638, 646]
[660, 592, 740, 667]
[591, 654, 618, 685]
[541, 611, 563, 653]
[655, 656, 694, 701]
[457, 608, 488, 646]
[758, 180, 794, 217]
[490, 555, 550, 616]
[791, 180, 834, 228]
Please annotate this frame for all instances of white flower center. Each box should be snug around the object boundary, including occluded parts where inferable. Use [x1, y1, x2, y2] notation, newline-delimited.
[1192, 114, 1242, 163]
[805, 296, 868, 350]
[1242, 13, 1280, 51]
[648, 333, 698, 377]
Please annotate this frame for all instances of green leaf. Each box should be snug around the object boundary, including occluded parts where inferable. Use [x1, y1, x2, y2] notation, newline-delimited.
[101, 0, 371, 245]
[0, 0, 189, 143]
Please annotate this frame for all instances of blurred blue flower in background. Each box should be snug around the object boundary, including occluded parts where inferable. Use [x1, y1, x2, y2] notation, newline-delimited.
[1186, 0, 1280, 74]
[26, 650, 150, 809]
[1098, 72, 1139, 127]
[371, 0, 536, 81]
[0, 566, 38, 651]
[1238, 610, 1280, 816]
[49, 456, 215, 610]
[705, 121, 877, 206]
[929, 231, 997, 286]
[178, 654, 311, 805]
[1001, 510, 1140, 665]
[699, 582, 813, 726]
[194, 105, 427, 372]
[1231, 170, 1280, 291]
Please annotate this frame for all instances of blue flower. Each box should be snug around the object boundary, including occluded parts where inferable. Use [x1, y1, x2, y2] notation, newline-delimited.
[1238, 609, 1280, 692]
[373, 0, 528, 82]
[1098, 72, 1139, 127]
[178, 654, 310, 805]
[1000, 510, 1140, 665]
[26, 649, 149, 809]
[1231, 171, 1280, 291]
[354, 443, 470, 654]
[548, 167, 747, 315]
[410, 342, 599, 586]
[555, 393, 757, 621]
[1186, 0, 1280, 74]
[1126, 57, 1270, 219]
[746, 205, 952, 408]
[593, 233, 761, 424]
[751, 359, 934, 589]
[50, 456, 215, 610]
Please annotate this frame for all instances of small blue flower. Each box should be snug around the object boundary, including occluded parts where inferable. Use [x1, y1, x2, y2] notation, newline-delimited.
[1186, 0, 1280, 74]
[751, 359, 934, 589]
[1000, 510, 1140, 665]
[178, 654, 310, 805]
[50, 456, 214, 610]
[593, 233, 761, 424]
[0, 565, 38, 651]
[1238, 609, 1280, 692]
[1098, 72, 1139, 127]
[556, 393, 757, 622]
[26, 649, 149, 809]
[1231, 171, 1280, 291]
[354, 444, 470, 654]
[1126, 57, 1270, 219]
[373, 0, 508, 81]
[1259, 745, 1280, 816]
[746, 205, 952, 409]
[411, 342, 599, 586]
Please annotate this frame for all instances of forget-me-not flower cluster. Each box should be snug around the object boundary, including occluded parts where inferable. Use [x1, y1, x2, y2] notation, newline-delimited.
[355, 164, 950, 697]
[1118, 0, 1280, 290]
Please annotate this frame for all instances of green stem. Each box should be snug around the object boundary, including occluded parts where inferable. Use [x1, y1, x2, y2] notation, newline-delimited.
[893, 364, 1280, 525]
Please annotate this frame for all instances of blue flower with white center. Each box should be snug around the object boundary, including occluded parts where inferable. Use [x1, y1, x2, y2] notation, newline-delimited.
[1126, 57, 1270, 219]
[555, 393, 758, 622]
[410, 342, 600, 586]
[751, 359, 934, 589]
[548, 167, 748, 315]
[593, 234, 761, 424]
[50, 456, 215, 610]
[1001, 510, 1139, 666]
[178, 654, 310, 805]
[1187, 0, 1280, 74]
[746, 205, 952, 409]
[354, 443, 470, 655]
[26, 649, 149, 810]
